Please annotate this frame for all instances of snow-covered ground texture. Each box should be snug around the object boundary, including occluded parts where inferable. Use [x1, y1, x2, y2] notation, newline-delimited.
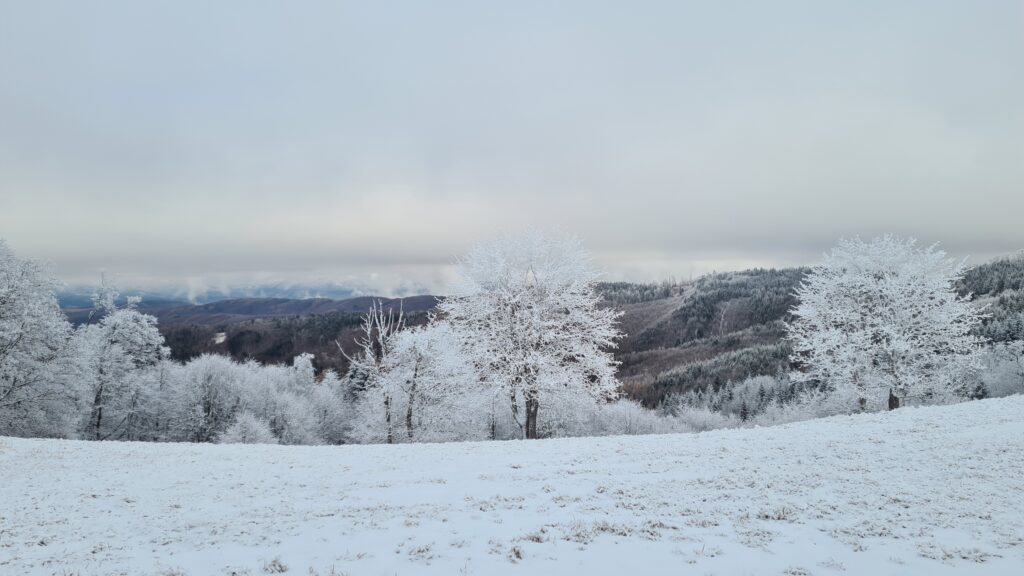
[3, 397, 1024, 576]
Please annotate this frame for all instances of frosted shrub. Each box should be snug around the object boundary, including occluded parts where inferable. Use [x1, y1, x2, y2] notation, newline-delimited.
[672, 405, 738, 432]
[308, 371, 350, 444]
[977, 342, 1024, 399]
[589, 400, 667, 436]
[217, 412, 277, 444]
[569, 400, 691, 436]
[173, 354, 247, 442]
[262, 389, 324, 445]
[749, 391, 843, 427]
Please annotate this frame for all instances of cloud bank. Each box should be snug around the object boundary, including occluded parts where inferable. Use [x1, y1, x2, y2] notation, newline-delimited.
[1, 1, 1021, 295]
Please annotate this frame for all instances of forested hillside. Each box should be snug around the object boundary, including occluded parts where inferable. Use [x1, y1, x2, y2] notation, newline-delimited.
[607, 268, 808, 406]
[616, 254, 1024, 408]
[64, 296, 436, 373]
[958, 252, 1024, 342]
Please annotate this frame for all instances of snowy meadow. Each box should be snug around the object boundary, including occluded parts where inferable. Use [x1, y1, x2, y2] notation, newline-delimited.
[3, 397, 1022, 575]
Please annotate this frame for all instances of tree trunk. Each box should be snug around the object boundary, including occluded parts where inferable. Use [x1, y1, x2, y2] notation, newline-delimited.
[525, 396, 539, 439]
[404, 386, 415, 442]
[92, 383, 104, 440]
[510, 389, 524, 437]
[384, 395, 393, 444]
[888, 388, 900, 411]
[405, 360, 419, 441]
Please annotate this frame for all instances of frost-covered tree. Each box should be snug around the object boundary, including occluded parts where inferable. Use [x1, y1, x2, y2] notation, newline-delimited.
[341, 302, 404, 443]
[787, 236, 987, 410]
[0, 241, 78, 437]
[255, 356, 325, 445]
[169, 354, 246, 442]
[439, 231, 621, 439]
[75, 284, 170, 440]
[132, 359, 178, 441]
[306, 368, 349, 444]
[352, 320, 487, 443]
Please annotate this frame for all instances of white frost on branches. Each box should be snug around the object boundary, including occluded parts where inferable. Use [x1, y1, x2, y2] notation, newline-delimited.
[351, 320, 488, 443]
[216, 412, 279, 445]
[0, 241, 77, 437]
[75, 290, 170, 440]
[438, 231, 622, 439]
[786, 236, 987, 410]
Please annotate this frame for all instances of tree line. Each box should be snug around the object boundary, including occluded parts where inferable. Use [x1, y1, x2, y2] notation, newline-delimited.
[2, 234, 1021, 444]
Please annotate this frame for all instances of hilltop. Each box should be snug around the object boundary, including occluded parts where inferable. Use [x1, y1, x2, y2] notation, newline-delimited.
[3, 395, 1022, 575]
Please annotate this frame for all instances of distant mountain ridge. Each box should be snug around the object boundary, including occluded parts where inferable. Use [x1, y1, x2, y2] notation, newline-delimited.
[59, 281, 366, 307]
[61, 295, 438, 326]
[153, 295, 438, 326]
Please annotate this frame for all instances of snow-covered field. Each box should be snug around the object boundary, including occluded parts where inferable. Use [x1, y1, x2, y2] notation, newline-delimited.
[3, 398, 1023, 576]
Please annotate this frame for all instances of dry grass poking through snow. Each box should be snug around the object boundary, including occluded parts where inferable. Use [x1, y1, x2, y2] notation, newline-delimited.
[2, 397, 1024, 575]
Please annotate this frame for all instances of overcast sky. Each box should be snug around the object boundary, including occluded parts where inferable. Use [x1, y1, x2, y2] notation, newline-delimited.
[1, 1, 1022, 295]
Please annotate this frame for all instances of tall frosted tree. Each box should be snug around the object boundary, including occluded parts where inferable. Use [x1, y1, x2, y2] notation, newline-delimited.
[439, 231, 621, 439]
[787, 236, 987, 410]
[0, 240, 77, 437]
[76, 283, 170, 440]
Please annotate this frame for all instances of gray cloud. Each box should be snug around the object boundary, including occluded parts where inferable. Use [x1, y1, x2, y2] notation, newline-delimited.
[1, 1, 1022, 295]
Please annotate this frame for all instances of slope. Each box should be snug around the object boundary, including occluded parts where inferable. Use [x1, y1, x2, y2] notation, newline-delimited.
[2, 396, 1022, 575]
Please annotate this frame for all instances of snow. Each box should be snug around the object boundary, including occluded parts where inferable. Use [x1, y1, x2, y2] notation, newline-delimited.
[3, 397, 1023, 576]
